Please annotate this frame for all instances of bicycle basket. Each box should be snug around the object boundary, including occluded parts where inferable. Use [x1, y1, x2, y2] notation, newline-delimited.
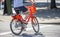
[28, 4, 36, 14]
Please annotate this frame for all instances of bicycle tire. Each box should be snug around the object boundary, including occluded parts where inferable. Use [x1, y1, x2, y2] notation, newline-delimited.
[10, 19, 23, 35]
[32, 17, 39, 33]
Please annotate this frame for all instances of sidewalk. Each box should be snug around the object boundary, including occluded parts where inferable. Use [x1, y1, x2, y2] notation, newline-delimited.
[0, 10, 11, 22]
[0, 8, 60, 23]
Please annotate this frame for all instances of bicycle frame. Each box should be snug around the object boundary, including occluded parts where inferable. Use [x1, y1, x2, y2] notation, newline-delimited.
[24, 13, 35, 23]
[12, 3, 36, 23]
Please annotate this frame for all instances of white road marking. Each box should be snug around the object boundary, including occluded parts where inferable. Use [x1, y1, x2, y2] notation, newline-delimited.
[0, 25, 53, 35]
[0, 31, 11, 35]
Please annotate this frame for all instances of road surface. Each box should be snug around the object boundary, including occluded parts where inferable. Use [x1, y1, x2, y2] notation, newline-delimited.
[0, 20, 60, 37]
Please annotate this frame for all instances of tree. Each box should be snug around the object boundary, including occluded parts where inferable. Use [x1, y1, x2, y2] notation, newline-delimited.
[3, 0, 12, 15]
[6, 0, 12, 15]
[50, 0, 57, 9]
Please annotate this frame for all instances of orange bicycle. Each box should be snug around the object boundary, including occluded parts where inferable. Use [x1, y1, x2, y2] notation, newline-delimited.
[10, 3, 39, 35]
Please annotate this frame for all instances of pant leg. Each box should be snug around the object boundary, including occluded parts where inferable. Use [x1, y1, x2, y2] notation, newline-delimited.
[14, 8, 20, 14]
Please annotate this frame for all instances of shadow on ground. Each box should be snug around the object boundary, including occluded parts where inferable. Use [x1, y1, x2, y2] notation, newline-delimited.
[36, 8, 60, 19]
[12, 32, 44, 37]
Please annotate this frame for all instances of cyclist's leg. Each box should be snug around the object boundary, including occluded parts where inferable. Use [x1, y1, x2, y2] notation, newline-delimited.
[20, 6, 29, 19]
[14, 7, 20, 14]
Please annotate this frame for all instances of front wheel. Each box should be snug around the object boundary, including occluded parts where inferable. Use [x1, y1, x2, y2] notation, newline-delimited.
[10, 19, 23, 35]
[32, 17, 39, 33]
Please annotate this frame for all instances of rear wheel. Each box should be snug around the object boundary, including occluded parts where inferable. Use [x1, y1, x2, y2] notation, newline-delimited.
[32, 17, 39, 33]
[10, 19, 23, 35]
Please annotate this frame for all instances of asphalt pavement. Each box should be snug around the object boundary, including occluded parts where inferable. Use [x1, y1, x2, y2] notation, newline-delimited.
[0, 21, 60, 37]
